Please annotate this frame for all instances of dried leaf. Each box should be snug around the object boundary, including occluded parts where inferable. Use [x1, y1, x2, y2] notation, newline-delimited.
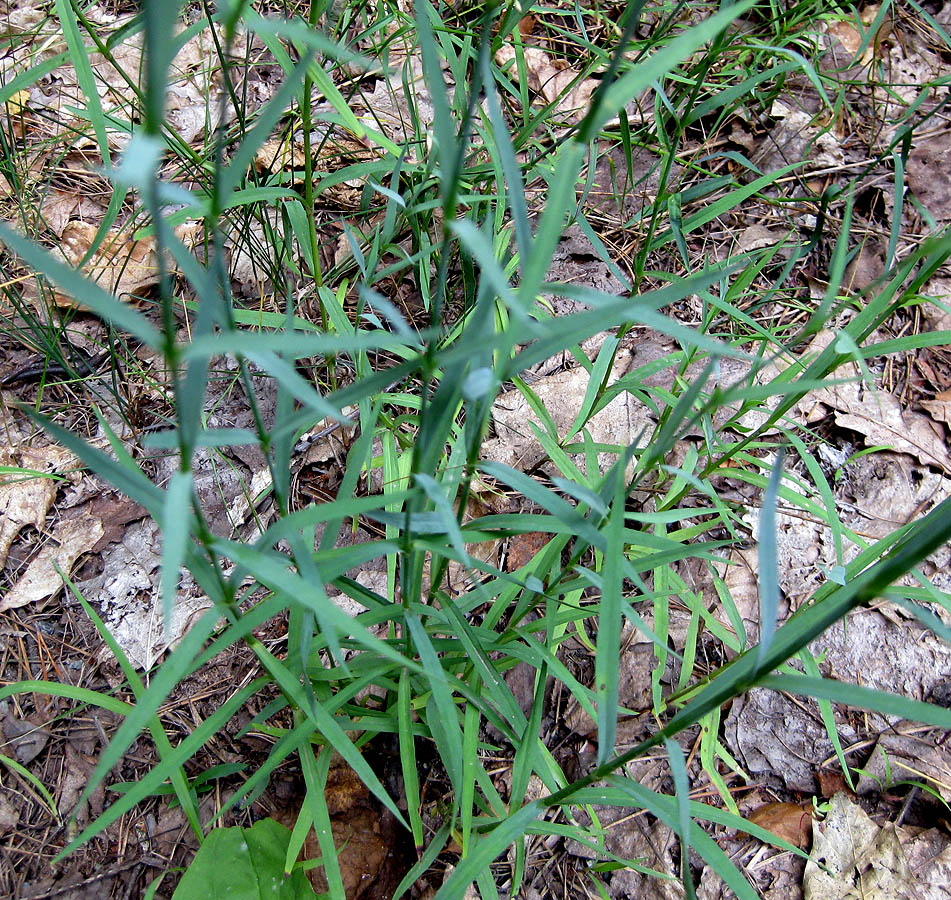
[54, 220, 201, 308]
[725, 688, 860, 793]
[831, 388, 951, 473]
[494, 45, 597, 124]
[855, 726, 951, 803]
[921, 390, 951, 427]
[907, 131, 951, 223]
[802, 792, 951, 900]
[0, 793, 19, 834]
[39, 189, 106, 237]
[0, 444, 78, 568]
[481, 349, 654, 477]
[297, 755, 401, 900]
[818, 770, 851, 798]
[748, 801, 812, 849]
[1, 706, 50, 764]
[58, 221, 162, 302]
[827, 20, 863, 56]
[0, 513, 104, 612]
[254, 137, 308, 173]
[506, 531, 552, 572]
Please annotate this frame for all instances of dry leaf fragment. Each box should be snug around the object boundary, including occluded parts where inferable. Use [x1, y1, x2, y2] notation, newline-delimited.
[907, 129, 951, 225]
[827, 20, 863, 56]
[285, 754, 402, 900]
[0, 513, 104, 612]
[922, 390, 951, 427]
[803, 792, 937, 900]
[494, 45, 597, 124]
[0, 444, 78, 568]
[506, 530, 552, 571]
[748, 801, 812, 849]
[254, 137, 308, 173]
[54, 220, 201, 308]
[58, 221, 162, 302]
[1, 704, 50, 764]
[855, 726, 951, 803]
[832, 389, 951, 473]
[482, 349, 654, 477]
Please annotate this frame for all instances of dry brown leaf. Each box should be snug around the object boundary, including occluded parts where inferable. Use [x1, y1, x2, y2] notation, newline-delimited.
[290, 755, 401, 900]
[907, 128, 951, 224]
[922, 390, 951, 426]
[39, 189, 106, 237]
[254, 137, 308, 173]
[53, 220, 200, 307]
[735, 223, 791, 255]
[58, 221, 161, 302]
[748, 801, 812, 849]
[494, 45, 597, 124]
[855, 726, 951, 803]
[0, 513, 104, 612]
[0, 444, 78, 568]
[827, 20, 863, 56]
[817, 769, 852, 798]
[831, 387, 951, 472]
[506, 531, 552, 572]
[804, 792, 951, 900]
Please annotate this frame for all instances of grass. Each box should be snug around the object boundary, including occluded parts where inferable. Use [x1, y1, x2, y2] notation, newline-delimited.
[1, 0, 951, 897]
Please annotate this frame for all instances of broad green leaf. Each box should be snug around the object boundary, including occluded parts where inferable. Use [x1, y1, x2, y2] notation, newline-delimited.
[171, 819, 317, 899]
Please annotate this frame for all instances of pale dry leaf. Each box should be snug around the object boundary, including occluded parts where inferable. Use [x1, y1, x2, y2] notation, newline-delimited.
[855, 726, 951, 803]
[359, 54, 435, 150]
[0, 444, 78, 568]
[55, 220, 201, 307]
[725, 689, 860, 793]
[791, 331, 951, 472]
[803, 792, 948, 900]
[7, 9, 229, 151]
[735, 223, 791, 254]
[804, 793, 883, 900]
[921, 391, 951, 426]
[482, 349, 654, 478]
[80, 517, 208, 670]
[762, 99, 846, 170]
[0, 513, 104, 612]
[495, 45, 596, 124]
[920, 276, 951, 330]
[831, 386, 951, 472]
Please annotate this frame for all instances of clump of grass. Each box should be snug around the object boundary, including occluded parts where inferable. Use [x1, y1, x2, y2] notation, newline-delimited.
[1, 1, 950, 898]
